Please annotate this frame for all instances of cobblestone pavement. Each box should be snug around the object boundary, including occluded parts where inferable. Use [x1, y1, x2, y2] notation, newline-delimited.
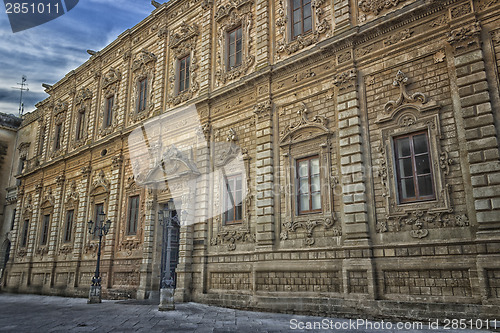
[0, 293, 494, 333]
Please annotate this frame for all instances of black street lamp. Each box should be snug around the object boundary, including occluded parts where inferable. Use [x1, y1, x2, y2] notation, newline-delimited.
[87, 211, 111, 304]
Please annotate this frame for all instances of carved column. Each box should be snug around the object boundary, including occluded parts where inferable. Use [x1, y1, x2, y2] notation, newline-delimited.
[448, 21, 500, 235]
[253, 100, 275, 248]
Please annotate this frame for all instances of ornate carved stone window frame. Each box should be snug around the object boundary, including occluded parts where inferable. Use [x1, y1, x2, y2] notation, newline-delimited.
[210, 129, 254, 251]
[86, 171, 110, 248]
[214, 0, 254, 86]
[58, 181, 78, 254]
[118, 177, 144, 256]
[99, 67, 121, 137]
[168, 22, 200, 106]
[275, 0, 330, 58]
[278, 102, 339, 246]
[37, 193, 54, 257]
[130, 49, 157, 123]
[72, 88, 92, 149]
[50, 100, 67, 158]
[375, 71, 466, 239]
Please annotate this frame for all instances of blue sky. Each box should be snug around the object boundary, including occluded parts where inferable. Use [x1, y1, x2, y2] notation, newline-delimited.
[0, 0, 155, 115]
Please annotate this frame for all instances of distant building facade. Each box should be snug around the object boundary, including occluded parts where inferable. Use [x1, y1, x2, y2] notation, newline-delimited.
[2, 0, 500, 321]
[0, 112, 22, 279]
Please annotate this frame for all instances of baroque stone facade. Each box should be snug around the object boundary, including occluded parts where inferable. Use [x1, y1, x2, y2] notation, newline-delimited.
[2, 0, 500, 321]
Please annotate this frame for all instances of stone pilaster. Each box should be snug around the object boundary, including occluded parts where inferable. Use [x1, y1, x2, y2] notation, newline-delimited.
[174, 192, 195, 302]
[105, 154, 123, 253]
[48, 175, 66, 259]
[333, 0, 351, 32]
[449, 21, 500, 235]
[253, 100, 275, 248]
[73, 166, 92, 259]
[198, 4, 212, 94]
[255, 0, 270, 69]
[334, 69, 370, 244]
[137, 190, 155, 299]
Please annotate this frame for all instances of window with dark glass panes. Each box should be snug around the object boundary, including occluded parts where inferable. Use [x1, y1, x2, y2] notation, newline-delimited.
[178, 55, 190, 93]
[227, 26, 242, 69]
[138, 78, 147, 112]
[224, 174, 243, 224]
[394, 131, 435, 203]
[127, 195, 140, 235]
[40, 214, 50, 245]
[64, 210, 74, 242]
[104, 95, 114, 128]
[297, 156, 321, 214]
[21, 219, 29, 247]
[291, 0, 312, 39]
[54, 123, 62, 150]
[76, 109, 85, 140]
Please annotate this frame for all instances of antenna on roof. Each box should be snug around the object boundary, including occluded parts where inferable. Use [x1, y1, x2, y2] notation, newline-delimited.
[12, 75, 29, 116]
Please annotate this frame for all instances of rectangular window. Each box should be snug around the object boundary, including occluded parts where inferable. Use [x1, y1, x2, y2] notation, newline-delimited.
[394, 131, 435, 203]
[297, 156, 321, 214]
[178, 55, 190, 93]
[54, 123, 62, 150]
[127, 195, 140, 235]
[93, 203, 104, 239]
[227, 26, 242, 69]
[64, 210, 74, 243]
[21, 219, 29, 247]
[291, 0, 312, 39]
[104, 95, 114, 128]
[138, 78, 148, 112]
[223, 174, 243, 224]
[40, 214, 50, 245]
[76, 110, 85, 141]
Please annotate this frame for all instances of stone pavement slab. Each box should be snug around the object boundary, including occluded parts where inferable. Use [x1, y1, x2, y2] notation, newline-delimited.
[0, 293, 495, 333]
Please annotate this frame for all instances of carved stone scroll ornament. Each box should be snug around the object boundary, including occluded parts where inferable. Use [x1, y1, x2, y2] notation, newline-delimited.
[376, 209, 469, 239]
[358, 0, 409, 16]
[280, 216, 341, 246]
[447, 21, 481, 53]
[377, 70, 438, 124]
[279, 102, 328, 144]
[210, 226, 255, 251]
[253, 100, 272, 120]
[333, 69, 357, 91]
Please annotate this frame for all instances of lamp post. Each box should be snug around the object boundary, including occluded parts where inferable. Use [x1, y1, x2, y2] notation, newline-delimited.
[87, 211, 111, 304]
[158, 202, 178, 311]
